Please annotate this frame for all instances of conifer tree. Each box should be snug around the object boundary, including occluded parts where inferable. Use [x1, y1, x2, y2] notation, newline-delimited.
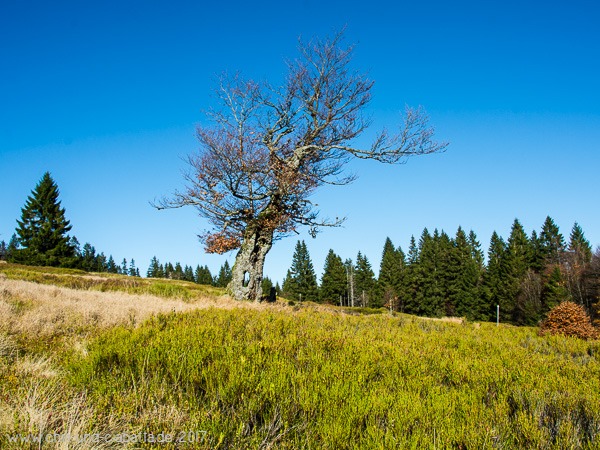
[483, 231, 506, 321]
[195, 265, 214, 285]
[414, 229, 445, 317]
[129, 259, 138, 277]
[6, 234, 19, 261]
[183, 265, 195, 282]
[448, 227, 483, 320]
[569, 222, 592, 264]
[401, 235, 420, 314]
[14, 172, 75, 266]
[0, 240, 7, 260]
[537, 216, 565, 267]
[173, 262, 184, 280]
[80, 243, 97, 272]
[96, 252, 108, 272]
[541, 265, 570, 312]
[147, 257, 161, 278]
[320, 249, 347, 304]
[344, 258, 355, 307]
[261, 276, 274, 297]
[164, 262, 174, 279]
[504, 219, 534, 324]
[566, 222, 593, 307]
[376, 238, 405, 310]
[121, 258, 128, 275]
[354, 251, 376, 307]
[107, 255, 118, 273]
[282, 241, 319, 302]
[215, 261, 232, 287]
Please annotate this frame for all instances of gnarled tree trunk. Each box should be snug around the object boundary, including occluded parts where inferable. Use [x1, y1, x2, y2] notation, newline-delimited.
[228, 226, 274, 301]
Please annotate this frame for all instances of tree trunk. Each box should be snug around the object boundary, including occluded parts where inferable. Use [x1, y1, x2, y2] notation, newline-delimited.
[228, 226, 274, 301]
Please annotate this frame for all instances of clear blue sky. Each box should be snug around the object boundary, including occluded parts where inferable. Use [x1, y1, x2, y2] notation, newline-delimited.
[1, 0, 599, 284]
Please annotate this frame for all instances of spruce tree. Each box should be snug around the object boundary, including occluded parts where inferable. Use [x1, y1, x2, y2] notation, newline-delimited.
[354, 252, 376, 307]
[173, 262, 184, 280]
[6, 234, 19, 261]
[539, 216, 565, 267]
[215, 261, 232, 287]
[482, 231, 506, 321]
[80, 243, 97, 272]
[195, 265, 213, 285]
[569, 222, 592, 264]
[344, 258, 356, 307]
[376, 238, 405, 310]
[0, 240, 7, 260]
[401, 235, 419, 314]
[261, 276, 274, 297]
[164, 262, 174, 279]
[15, 172, 75, 266]
[320, 249, 347, 304]
[282, 241, 319, 302]
[121, 258, 128, 275]
[414, 229, 445, 317]
[448, 227, 482, 320]
[129, 259, 138, 277]
[96, 253, 108, 272]
[541, 265, 570, 312]
[503, 219, 534, 324]
[107, 255, 118, 273]
[147, 257, 161, 278]
[566, 222, 593, 307]
[183, 265, 195, 282]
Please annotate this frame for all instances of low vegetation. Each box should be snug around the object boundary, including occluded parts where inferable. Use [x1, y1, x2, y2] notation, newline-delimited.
[540, 301, 598, 340]
[1, 264, 599, 449]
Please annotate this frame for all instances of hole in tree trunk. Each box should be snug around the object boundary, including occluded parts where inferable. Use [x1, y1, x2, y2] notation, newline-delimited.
[243, 271, 250, 287]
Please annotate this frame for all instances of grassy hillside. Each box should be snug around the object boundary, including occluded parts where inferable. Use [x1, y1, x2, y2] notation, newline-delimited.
[1, 263, 600, 449]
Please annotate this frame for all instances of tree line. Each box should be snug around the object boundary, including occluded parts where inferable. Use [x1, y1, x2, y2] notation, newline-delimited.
[4, 172, 599, 325]
[281, 217, 600, 325]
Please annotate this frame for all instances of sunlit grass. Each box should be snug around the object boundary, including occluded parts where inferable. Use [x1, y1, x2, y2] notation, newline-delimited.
[1, 263, 599, 449]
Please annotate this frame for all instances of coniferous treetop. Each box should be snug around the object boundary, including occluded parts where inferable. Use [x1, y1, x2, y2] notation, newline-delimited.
[15, 172, 75, 265]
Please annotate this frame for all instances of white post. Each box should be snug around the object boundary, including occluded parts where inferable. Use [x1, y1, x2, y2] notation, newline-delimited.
[496, 305, 499, 326]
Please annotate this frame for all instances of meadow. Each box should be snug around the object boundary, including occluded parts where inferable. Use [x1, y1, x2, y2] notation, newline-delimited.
[1, 262, 599, 449]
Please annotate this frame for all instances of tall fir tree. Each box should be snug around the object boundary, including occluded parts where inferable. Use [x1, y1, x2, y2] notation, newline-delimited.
[566, 222, 593, 308]
[320, 249, 347, 304]
[448, 227, 483, 320]
[569, 222, 592, 264]
[129, 259, 138, 277]
[539, 216, 565, 267]
[147, 257, 161, 278]
[0, 240, 7, 260]
[503, 219, 535, 324]
[121, 258, 128, 275]
[483, 231, 506, 321]
[80, 243, 97, 272]
[214, 261, 232, 287]
[414, 228, 445, 317]
[282, 240, 319, 302]
[354, 251, 377, 307]
[14, 172, 75, 266]
[183, 265, 195, 282]
[195, 265, 214, 285]
[401, 235, 420, 314]
[107, 255, 118, 274]
[376, 238, 405, 310]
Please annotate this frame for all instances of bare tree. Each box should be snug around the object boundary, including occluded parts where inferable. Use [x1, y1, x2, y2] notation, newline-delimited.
[156, 33, 448, 301]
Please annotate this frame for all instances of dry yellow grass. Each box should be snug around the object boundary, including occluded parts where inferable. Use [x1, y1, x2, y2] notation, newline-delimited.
[0, 277, 274, 338]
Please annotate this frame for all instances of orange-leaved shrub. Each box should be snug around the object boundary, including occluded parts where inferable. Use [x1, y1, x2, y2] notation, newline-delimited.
[540, 301, 598, 340]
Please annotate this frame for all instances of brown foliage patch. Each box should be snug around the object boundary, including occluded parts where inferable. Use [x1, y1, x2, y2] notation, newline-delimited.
[540, 301, 598, 340]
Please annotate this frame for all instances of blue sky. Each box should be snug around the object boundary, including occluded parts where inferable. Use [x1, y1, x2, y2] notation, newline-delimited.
[1, 0, 599, 284]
